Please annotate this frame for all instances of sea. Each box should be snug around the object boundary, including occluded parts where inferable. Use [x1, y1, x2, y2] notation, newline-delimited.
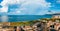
[0, 14, 52, 22]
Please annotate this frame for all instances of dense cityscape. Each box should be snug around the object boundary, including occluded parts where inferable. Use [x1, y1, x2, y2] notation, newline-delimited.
[0, 13, 60, 31]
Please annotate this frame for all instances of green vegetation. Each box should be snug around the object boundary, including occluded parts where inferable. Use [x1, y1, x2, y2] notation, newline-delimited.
[10, 18, 60, 26]
[10, 21, 39, 26]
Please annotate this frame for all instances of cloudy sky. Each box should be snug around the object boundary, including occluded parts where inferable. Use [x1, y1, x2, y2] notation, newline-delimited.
[0, 0, 60, 15]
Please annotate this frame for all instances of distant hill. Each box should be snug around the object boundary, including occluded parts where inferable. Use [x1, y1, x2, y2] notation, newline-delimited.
[0, 13, 53, 22]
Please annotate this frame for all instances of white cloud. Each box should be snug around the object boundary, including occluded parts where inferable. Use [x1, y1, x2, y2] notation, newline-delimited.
[19, 0, 51, 15]
[0, 0, 52, 15]
[47, 10, 56, 14]
[0, 6, 8, 12]
[56, 0, 60, 3]
[21, 0, 51, 8]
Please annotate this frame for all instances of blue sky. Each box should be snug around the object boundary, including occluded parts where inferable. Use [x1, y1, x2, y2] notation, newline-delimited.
[0, 0, 60, 15]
